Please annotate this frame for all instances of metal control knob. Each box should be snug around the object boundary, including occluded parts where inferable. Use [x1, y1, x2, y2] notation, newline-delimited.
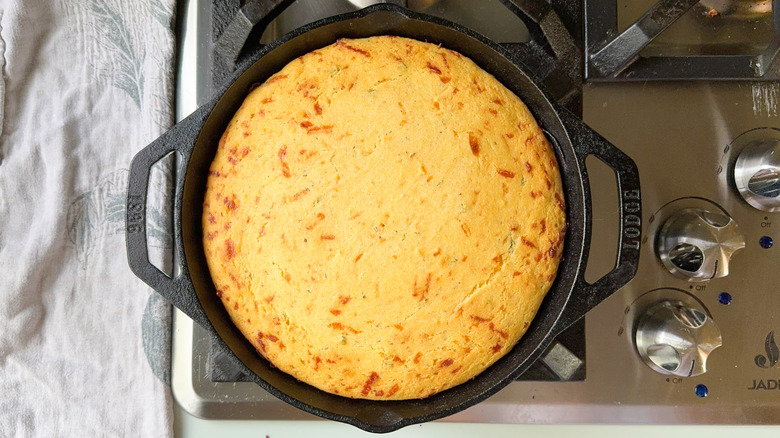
[734, 131, 780, 212]
[656, 208, 745, 281]
[635, 301, 722, 377]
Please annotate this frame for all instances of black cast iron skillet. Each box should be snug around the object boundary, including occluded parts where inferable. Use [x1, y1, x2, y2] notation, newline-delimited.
[126, 4, 642, 433]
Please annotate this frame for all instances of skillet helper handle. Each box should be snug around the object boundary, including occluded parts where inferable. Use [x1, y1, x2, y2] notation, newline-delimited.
[126, 111, 211, 328]
[558, 109, 642, 328]
[215, 0, 296, 66]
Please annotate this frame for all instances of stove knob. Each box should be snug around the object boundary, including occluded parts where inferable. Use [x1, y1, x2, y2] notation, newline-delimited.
[656, 208, 744, 281]
[635, 301, 722, 377]
[734, 133, 780, 212]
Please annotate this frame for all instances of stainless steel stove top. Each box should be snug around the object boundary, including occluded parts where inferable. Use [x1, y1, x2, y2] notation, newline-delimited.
[173, 0, 780, 424]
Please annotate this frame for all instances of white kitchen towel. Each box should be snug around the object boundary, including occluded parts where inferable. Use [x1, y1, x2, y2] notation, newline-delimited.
[0, 1, 177, 436]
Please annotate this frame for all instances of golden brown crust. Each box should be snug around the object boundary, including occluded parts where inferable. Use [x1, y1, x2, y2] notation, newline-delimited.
[202, 36, 566, 400]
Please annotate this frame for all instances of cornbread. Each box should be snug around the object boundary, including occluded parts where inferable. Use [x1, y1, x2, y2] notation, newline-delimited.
[202, 36, 566, 400]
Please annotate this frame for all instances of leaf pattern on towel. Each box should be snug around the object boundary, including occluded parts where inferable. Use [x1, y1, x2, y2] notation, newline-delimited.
[87, 0, 145, 107]
[147, 0, 176, 128]
[150, 0, 175, 31]
[142, 292, 172, 384]
[66, 167, 173, 269]
[65, 0, 177, 269]
[78, 0, 175, 125]
[67, 169, 127, 267]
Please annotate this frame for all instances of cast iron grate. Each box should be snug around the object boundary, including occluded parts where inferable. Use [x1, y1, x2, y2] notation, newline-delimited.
[585, 0, 780, 80]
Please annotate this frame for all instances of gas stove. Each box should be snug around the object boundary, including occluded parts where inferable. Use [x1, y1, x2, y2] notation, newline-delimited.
[173, 0, 780, 425]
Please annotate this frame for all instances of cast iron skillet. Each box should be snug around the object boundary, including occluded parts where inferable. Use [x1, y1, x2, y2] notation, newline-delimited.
[126, 4, 642, 433]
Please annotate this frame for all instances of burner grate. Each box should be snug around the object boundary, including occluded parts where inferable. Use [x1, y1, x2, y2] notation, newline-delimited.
[208, 0, 584, 111]
[584, 0, 780, 80]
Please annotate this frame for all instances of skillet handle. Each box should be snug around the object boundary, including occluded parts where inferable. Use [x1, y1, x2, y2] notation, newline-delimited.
[215, 0, 297, 66]
[557, 109, 642, 329]
[126, 110, 212, 328]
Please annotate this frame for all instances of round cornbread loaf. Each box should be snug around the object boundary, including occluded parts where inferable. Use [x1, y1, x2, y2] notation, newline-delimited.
[202, 36, 566, 400]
